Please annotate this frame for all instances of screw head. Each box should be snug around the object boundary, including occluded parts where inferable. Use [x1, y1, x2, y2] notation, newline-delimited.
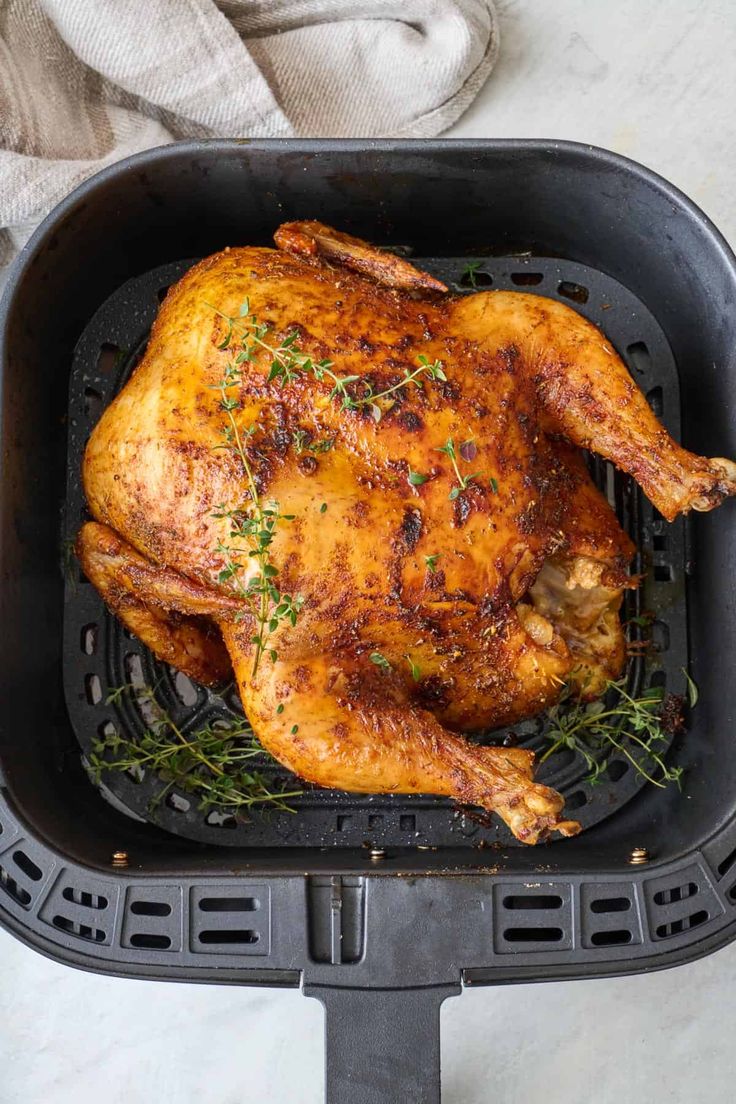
[628, 846, 650, 865]
[111, 850, 129, 868]
[369, 847, 387, 861]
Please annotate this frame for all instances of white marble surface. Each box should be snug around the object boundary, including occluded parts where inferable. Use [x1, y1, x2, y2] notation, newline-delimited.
[3, 2, 736, 1101]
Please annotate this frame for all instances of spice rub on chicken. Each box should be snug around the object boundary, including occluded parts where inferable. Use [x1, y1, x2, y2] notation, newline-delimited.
[77, 221, 736, 843]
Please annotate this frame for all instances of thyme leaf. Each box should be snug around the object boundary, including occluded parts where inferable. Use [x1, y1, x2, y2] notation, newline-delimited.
[405, 655, 422, 681]
[408, 467, 429, 486]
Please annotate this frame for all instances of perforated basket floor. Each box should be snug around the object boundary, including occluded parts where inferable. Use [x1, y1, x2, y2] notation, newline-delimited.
[62, 254, 690, 849]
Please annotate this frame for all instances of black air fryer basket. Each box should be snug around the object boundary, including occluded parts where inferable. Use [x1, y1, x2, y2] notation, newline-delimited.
[2, 140, 736, 1103]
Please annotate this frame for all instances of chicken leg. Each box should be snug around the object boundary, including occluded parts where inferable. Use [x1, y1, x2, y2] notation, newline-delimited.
[224, 623, 581, 844]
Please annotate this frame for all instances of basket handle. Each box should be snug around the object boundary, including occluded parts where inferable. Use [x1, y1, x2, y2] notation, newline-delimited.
[305, 983, 459, 1104]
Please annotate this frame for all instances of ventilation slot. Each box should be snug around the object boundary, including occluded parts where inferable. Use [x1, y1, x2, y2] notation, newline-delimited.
[460, 266, 493, 287]
[656, 910, 709, 939]
[400, 815, 416, 832]
[62, 887, 108, 909]
[129, 933, 172, 949]
[495, 884, 572, 952]
[81, 623, 98, 656]
[189, 885, 269, 955]
[198, 930, 258, 945]
[557, 280, 589, 303]
[503, 895, 562, 911]
[650, 670, 667, 691]
[605, 760, 629, 782]
[122, 887, 181, 952]
[368, 814, 383, 829]
[0, 866, 32, 907]
[12, 850, 42, 882]
[157, 285, 171, 303]
[166, 792, 191, 813]
[654, 564, 673, 583]
[504, 927, 563, 943]
[52, 915, 105, 943]
[337, 815, 352, 831]
[83, 386, 103, 420]
[654, 883, 698, 906]
[718, 846, 736, 878]
[96, 342, 121, 375]
[565, 791, 587, 811]
[647, 386, 664, 416]
[651, 620, 670, 653]
[130, 900, 172, 917]
[511, 272, 543, 286]
[204, 810, 237, 828]
[123, 654, 158, 724]
[590, 929, 632, 946]
[173, 671, 198, 706]
[85, 674, 102, 705]
[199, 897, 257, 913]
[99, 718, 119, 742]
[626, 341, 651, 375]
[590, 896, 631, 914]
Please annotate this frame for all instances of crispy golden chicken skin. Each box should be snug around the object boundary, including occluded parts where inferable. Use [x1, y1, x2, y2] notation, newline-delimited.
[77, 222, 736, 843]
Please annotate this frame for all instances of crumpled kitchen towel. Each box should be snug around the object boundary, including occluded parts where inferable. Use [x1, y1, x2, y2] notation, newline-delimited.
[0, 0, 499, 269]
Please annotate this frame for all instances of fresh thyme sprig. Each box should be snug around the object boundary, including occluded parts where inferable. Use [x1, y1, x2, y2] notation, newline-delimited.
[539, 677, 686, 789]
[212, 362, 303, 676]
[205, 300, 446, 424]
[292, 429, 334, 455]
[436, 437, 483, 500]
[460, 261, 483, 289]
[89, 685, 301, 816]
[311, 353, 446, 423]
[206, 298, 332, 386]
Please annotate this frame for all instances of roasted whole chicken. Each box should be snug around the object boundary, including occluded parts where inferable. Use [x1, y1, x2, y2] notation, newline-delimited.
[78, 222, 736, 843]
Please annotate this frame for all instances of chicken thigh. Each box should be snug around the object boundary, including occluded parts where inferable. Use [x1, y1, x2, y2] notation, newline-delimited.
[78, 222, 736, 843]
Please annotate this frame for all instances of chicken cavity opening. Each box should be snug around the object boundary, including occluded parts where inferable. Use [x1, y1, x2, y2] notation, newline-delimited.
[517, 555, 626, 691]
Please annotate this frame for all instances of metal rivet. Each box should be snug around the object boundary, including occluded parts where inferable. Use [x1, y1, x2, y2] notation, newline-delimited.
[111, 850, 129, 868]
[369, 847, 387, 861]
[628, 846, 650, 865]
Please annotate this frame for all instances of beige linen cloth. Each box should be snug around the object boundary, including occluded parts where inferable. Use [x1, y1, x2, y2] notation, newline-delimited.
[0, 0, 499, 271]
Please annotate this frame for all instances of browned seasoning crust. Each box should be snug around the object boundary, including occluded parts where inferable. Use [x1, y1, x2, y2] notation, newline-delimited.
[78, 222, 736, 844]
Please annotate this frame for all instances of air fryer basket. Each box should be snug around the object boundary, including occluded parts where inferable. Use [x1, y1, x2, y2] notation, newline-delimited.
[3, 140, 736, 1103]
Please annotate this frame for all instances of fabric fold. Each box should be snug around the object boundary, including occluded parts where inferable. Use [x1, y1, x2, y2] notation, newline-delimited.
[0, 0, 499, 269]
